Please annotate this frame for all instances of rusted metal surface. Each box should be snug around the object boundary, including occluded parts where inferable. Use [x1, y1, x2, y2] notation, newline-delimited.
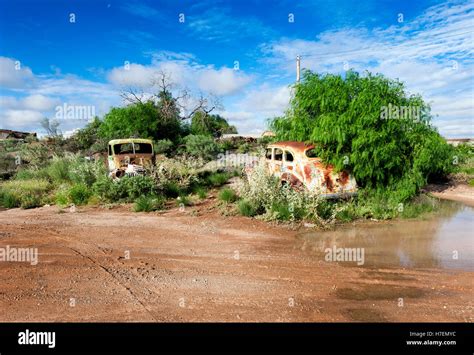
[107, 139, 154, 178]
[265, 141, 357, 198]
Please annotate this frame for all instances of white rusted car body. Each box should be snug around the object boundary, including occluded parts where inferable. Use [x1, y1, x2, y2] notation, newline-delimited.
[265, 141, 357, 198]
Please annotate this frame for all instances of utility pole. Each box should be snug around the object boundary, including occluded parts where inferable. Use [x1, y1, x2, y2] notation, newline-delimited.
[296, 55, 301, 82]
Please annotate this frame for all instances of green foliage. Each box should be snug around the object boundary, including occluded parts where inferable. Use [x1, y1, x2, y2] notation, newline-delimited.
[206, 172, 231, 187]
[0, 179, 50, 209]
[163, 182, 181, 197]
[218, 188, 237, 203]
[270, 202, 292, 221]
[194, 186, 208, 199]
[1, 191, 20, 208]
[176, 194, 191, 207]
[99, 99, 182, 142]
[184, 134, 221, 160]
[71, 117, 106, 153]
[19, 142, 50, 169]
[190, 111, 237, 137]
[237, 199, 257, 217]
[270, 70, 455, 201]
[68, 184, 92, 205]
[133, 195, 165, 212]
[92, 175, 157, 202]
[47, 156, 71, 183]
[154, 139, 174, 155]
[69, 156, 107, 187]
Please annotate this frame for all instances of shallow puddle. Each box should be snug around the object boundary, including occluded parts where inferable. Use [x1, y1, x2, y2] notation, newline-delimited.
[297, 201, 474, 271]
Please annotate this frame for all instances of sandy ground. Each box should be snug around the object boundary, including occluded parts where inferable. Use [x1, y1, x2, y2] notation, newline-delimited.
[427, 183, 474, 207]
[0, 199, 472, 322]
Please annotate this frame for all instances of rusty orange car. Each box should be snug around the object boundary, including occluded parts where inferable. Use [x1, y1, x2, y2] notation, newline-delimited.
[265, 141, 357, 198]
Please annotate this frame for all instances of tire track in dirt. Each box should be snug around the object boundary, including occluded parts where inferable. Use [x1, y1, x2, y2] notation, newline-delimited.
[42, 226, 159, 321]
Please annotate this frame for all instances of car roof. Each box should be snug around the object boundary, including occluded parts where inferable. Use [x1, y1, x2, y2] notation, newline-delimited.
[267, 141, 315, 153]
[108, 139, 153, 145]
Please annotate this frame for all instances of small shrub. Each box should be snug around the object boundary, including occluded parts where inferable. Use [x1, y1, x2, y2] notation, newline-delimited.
[20, 195, 42, 209]
[163, 182, 181, 198]
[69, 156, 106, 187]
[177, 194, 191, 207]
[54, 187, 69, 206]
[206, 172, 231, 187]
[218, 188, 237, 203]
[133, 195, 165, 212]
[68, 184, 92, 205]
[1, 191, 20, 208]
[154, 139, 174, 155]
[0, 179, 50, 209]
[47, 156, 71, 183]
[270, 202, 291, 221]
[184, 134, 221, 161]
[92, 176, 118, 201]
[195, 186, 207, 199]
[237, 199, 257, 217]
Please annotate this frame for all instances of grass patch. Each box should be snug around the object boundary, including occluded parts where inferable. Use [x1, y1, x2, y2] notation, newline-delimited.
[218, 188, 237, 203]
[68, 184, 92, 205]
[0, 179, 50, 209]
[176, 194, 192, 207]
[206, 172, 231, 187]
[237, 199, 257, 217]
[133, 195, 165, 212]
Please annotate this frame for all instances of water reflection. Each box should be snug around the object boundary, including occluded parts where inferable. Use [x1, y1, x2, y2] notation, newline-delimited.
[297, 201, 474, 271]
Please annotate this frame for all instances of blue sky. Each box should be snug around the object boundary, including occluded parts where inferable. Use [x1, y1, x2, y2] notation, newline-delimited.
[0, 0, 472, 137]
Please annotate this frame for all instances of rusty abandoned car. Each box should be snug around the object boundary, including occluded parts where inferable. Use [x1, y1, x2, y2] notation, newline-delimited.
[265, 141, 357, 198]
[107, 138, 155, 178]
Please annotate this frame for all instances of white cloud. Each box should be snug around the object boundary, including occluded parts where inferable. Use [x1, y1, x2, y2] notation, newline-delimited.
[2, 109, 44, 129]
[198, 67, 252, 96]
[107, 53, 252, 97]
[217, 84, 291, 134]
[0, 57, 34, 89]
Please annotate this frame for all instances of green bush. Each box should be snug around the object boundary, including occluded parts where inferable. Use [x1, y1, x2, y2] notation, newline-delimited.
[47, 156, 71, 183]
[15, 168, 49, 181]
[68, 184, 92, 205]
[0, 179, 50, 209]
[206, 172, 231, 187]
[20, 195, 42, 209]
[154, 139, 174, 155]
[176, 194, 191, 207]
[92, 175, 157, 202]
[54, 186, 70, 206]
[237, 199, 257, 217]
[194, 186, 207, 199]
[163, 182, 181, 198]
[133, 195, 165, 212]
[1, 191, 20, 208]
[271, 70, 455, 201]
[184, 135, 221, 160]
[69, 156, 106, 187]
[218, 188, 237, 203]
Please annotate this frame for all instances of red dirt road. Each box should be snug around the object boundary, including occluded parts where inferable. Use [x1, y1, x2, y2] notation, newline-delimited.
[0, 204, 472, 322]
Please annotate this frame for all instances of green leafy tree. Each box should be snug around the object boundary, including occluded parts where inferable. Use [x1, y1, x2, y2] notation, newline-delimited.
[190, 111, 237, 137]
[184, 134, 221, 160]
[270, 70, 454, 199]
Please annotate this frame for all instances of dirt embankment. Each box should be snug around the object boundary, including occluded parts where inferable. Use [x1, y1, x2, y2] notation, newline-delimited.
[0, 202, 472, 322]
[426, 183, 474, 207]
